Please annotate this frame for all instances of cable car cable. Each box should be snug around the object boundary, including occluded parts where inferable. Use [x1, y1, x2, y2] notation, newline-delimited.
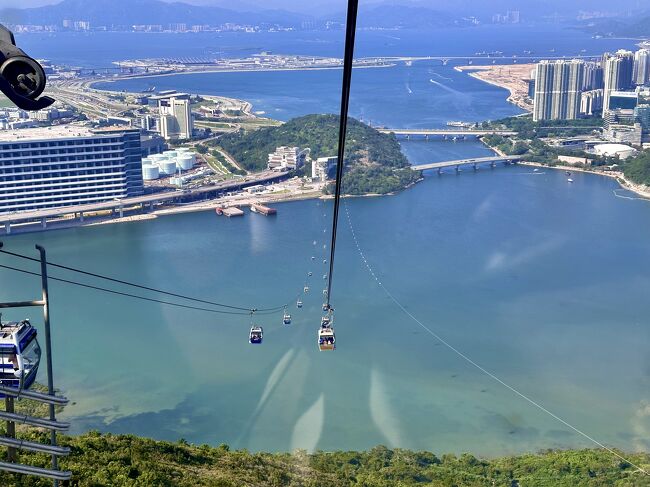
[0, 263, 255, 316]
[342, 201, 649, 475]
[325, 0, 359, 310]
[0, 248, 282, 313]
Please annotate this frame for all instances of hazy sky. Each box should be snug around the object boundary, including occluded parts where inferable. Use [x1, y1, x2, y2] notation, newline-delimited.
[2, 0, 648, 15]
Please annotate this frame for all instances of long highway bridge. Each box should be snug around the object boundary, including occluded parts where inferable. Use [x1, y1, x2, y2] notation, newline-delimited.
[412, 155, 522, 173]
[378, 128, 517, 136]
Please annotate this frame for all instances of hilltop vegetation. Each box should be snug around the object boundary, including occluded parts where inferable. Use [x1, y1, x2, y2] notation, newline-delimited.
[219, 114, 421, 195]
[0, 431, 649, 486]
[622, 150, 650, 185]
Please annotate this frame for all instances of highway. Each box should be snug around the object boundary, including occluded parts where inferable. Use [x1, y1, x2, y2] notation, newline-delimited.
[0, 170, 290, 230]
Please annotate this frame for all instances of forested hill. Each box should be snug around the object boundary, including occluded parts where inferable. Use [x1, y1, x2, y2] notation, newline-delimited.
[1, 431, 649, 486]
[219, 114, 421, 195]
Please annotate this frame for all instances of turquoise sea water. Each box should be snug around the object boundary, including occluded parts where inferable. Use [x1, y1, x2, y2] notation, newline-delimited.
[1, 158, 649, 455]
[0, 27, 648, 456]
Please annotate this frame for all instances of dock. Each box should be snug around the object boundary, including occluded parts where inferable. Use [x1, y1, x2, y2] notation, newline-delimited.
[250, 203, 277, 216]
[220, 207, 244, 217]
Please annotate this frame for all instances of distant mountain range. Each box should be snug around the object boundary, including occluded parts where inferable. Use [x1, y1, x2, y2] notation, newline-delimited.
[577, 13, 650, 38]
[0, 0, 478, 30]
[0, 0, 309, 27]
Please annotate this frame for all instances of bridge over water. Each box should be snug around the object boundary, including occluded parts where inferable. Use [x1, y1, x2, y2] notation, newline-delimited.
[412, 155, 522, 173]
[378, 128, 517, 137]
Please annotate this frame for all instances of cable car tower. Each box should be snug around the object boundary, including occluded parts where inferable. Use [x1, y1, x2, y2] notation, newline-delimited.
[0, 242, 71, 484]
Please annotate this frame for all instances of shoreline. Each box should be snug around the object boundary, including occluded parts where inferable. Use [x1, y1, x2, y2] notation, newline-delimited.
[518, 161, 650, 200]
[88, 62, 396, 87]
[485, 140, 650, 200]
[456, 64, 534, 113]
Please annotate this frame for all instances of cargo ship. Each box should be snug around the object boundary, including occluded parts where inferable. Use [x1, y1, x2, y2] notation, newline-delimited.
[250, 203, 277, 216]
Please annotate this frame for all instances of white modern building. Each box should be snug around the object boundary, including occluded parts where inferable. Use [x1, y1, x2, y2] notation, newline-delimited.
[593, 143, 637, 160]
[159, 97, 193, 140]
[0, 125, 144, 213]
[267, 146, 306, 171]
[312, 156, 337, 181]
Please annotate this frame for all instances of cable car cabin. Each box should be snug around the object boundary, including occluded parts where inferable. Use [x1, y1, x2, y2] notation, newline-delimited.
[311, 256, 315, 261]
[322, 303, 328, 311]
[318, 327, 336, 351]
[249, 326, 263, 344]
[304, 286, 310, 293]
[283, 313, 291, 325]
[297, 300, 303, 309]
[308, 272, 313, 277]
[0, 320, 41, 391]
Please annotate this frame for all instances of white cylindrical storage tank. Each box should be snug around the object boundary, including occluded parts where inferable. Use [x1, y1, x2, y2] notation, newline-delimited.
[149, 154, 166, 162]
[163, 150, 178, 159]
[177, 153, 195, 170]
[142, 164, 160, 180]
[158, 160, 178, 175]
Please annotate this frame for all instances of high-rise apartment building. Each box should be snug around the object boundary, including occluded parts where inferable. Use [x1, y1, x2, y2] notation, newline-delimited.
[633, 49, 650, 86]
[582, 62, 604, 91]
[603, 50, 634, 111]
[0, 126, 144, 213]
[159, 97, 193, 140]
[533, 60, 584, 121]
[580, 89, 603, 116]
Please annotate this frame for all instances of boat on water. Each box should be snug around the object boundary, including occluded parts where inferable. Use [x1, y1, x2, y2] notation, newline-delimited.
[447, 121, 472, 128]
[567, 178, 574, 183]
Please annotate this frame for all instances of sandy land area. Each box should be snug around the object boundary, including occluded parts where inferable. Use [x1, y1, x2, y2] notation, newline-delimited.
[456, 64, 535, 112]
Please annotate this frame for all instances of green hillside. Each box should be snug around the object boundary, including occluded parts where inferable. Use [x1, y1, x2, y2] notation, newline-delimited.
[1, 431, 649, 486]
[219, 114, 421, 195]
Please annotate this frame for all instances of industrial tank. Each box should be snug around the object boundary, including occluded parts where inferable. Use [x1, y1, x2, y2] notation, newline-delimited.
[177, 153, 195, 170]
[158, 160, 178, 175]
[142, 164, 160, 180]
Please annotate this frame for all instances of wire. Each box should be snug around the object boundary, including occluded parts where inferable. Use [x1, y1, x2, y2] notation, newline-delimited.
[0, 248, 280, 313]
[343, 201, 649, 476]
[326, 0, 359, 309]
[0, 263, 255, 316]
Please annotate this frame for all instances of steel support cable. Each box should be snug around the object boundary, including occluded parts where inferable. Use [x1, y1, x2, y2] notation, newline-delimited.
[326, 0, 359, 309]
[342, 202, 649, 476]
[0, 248, 282, 313]
[0, 263, 253, 316]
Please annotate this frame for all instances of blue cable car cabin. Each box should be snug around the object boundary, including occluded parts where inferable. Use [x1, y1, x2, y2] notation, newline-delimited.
[0, 320, 41, 391]
[283, 312, 291, 325]
[249, 326, 263, 344]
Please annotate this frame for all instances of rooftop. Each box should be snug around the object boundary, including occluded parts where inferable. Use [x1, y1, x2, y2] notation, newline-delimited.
[0, 124, 137, 143]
